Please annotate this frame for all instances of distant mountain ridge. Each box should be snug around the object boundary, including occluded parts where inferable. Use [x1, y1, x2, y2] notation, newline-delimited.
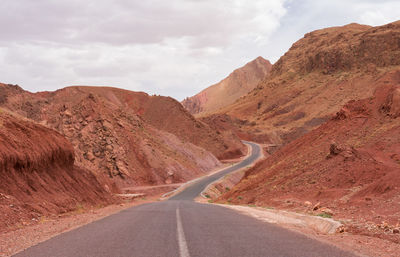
[182, 56, 272, 115]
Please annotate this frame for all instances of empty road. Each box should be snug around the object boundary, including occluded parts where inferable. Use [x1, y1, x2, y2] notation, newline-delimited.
[14, 142, 355, 257]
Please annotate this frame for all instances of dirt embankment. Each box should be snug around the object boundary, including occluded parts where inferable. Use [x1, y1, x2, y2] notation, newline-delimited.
[210, 21, 400, 147]
[182, 56, 272, 115]
[218, 78, 400, 243]
[0, 110, 113, 232]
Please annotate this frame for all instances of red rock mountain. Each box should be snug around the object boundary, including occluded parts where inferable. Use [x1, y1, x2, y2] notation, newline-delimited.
[219, 78, 400, 240]
[182, 57, 272, 115]
[212, 21, 400, 146]
[0, 110, 113, 231]
[212, 21, 400, 241]
[0, 84, 245, 192]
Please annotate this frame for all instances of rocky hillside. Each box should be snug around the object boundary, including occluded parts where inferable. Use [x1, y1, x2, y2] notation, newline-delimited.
[219, 78, 400, 241]
[81, 87, 246, 159]
[213, 21, 400, 147]
[0, 84, 245, 191]
[0, 110, 113, 231]
[182, 57, 272, 115]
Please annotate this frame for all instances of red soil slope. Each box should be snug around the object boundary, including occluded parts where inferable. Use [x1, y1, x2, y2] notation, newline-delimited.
[0, 110, 113, 231]
[182, 57, 272, 115]
[214, 21, 400, 146]
[219, 76, 400, 241]
[0, 85, 244, 191]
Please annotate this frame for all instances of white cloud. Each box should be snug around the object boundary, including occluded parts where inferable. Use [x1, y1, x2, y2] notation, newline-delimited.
[0, 0, 399, 100]
[0, 0, 287, 100]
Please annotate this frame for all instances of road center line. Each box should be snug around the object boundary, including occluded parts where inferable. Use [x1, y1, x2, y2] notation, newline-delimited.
[176, 208, 191, 257]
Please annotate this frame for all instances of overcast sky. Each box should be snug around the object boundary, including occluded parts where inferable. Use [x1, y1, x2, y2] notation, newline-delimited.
[0, 0, 399, 100]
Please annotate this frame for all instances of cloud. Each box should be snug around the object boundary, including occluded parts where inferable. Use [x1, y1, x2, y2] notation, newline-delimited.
[0, 0, 399, 100]
[0, 0, 287, 99]
[0, 0, 286, 47]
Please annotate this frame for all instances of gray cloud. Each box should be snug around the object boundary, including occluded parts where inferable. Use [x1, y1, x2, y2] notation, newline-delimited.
[0, 0, 399, 100]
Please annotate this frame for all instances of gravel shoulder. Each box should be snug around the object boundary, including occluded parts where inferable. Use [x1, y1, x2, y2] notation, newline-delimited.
[199, 176, 400, 257]
[206, 201, 400, 257]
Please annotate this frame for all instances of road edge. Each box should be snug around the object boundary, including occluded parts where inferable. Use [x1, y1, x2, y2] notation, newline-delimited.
[162, 141, 260, 199]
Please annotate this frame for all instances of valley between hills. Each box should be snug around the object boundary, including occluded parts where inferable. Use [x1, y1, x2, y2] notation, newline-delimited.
[1, 20, 400, 257]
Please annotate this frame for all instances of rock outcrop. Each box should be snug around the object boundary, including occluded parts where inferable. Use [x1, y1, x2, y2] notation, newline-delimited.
[0, 110, 113, 231]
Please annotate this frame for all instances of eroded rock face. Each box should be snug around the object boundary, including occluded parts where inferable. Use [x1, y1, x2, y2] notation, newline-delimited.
[382, 87, 400, 118]
[329, 143, 343, 156]
[0, 111, 113, 231]
[271, 22, 400, 76]
[182, 92, 207, 114]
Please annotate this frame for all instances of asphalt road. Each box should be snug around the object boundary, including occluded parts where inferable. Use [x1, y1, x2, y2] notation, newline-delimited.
[14, 142, 356, 257]
[169, 141, 262, 201]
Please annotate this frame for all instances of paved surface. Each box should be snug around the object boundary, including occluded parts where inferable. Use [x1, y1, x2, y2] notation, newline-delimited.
[14, 142, 356, 257]
[169, 141, 261, 201]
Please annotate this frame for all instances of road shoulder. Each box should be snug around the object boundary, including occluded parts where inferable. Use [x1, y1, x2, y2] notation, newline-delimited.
[199, 187, 400, 257]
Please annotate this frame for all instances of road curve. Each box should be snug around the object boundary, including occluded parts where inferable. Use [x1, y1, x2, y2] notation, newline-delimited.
[169, 141, 261, 201]
[14, 142, 356, 257]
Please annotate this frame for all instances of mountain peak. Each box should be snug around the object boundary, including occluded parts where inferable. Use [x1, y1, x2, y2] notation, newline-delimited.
[182, 56, 272, 115]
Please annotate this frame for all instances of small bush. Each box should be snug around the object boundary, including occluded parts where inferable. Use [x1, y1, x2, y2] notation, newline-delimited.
[317, 213, 332, 219]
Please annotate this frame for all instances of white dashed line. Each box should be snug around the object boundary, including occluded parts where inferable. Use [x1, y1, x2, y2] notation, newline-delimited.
[176, 208, 190, 257]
